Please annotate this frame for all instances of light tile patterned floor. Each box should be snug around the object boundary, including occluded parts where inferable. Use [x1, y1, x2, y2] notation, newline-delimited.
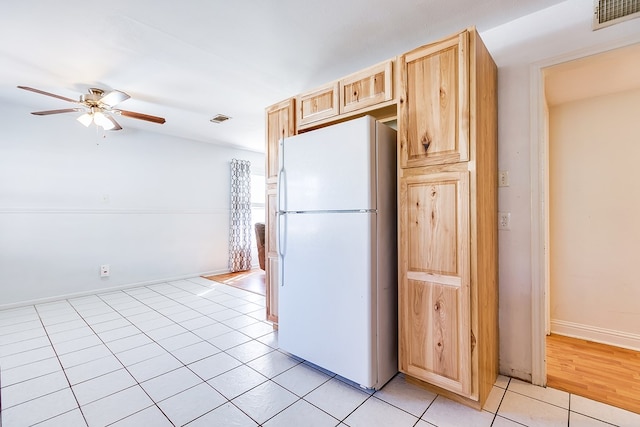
[1, 276, 639, 426]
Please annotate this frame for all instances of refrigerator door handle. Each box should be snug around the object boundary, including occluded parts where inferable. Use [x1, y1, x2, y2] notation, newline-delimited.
[277, 137, 286, 213]
[277, 137, 286, 286]
[278, 212, 286, 287]
[277, 171, 285, 216]
[277, 209, 287, 258]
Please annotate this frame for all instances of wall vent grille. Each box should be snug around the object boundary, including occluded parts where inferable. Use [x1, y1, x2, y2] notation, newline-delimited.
[210, 114, 231, 124]
[594, 0, 640, 29]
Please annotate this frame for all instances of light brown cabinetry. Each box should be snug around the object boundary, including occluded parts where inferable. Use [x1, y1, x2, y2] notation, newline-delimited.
[264, 29, 497, 409]
[265, 98, 296, 324]
[297, 83, 339, 127]
[399, 167, 471, 396]
[340, 60, 394, 114]
[297, 59, 396, 131]
[265, 186, 279, 323]
[399, 33, 469, 168]
[266, 99, 296, 184]
[398, 28, 497, 409]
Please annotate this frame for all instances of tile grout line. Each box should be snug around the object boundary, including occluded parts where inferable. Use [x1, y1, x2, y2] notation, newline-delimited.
[24, 284, 372, 425]
[92, 282, 237, 426]
[0, 317, 56, 410]
[92, 279, 256, 424]
[90, 280, 276, 426]
[4, 289, 441, 427]
[33, 301, 90, 426]
[568, 393, 571, 427]
[136, 280, 280, 426]
[415, 389, 438, 425]
[59, 282, 218, 425]
[76, 288, 173, 426]
[489, 377, 510, 427]
[8, 279, 630, 427]
[505, 383, 572, 411]
[175, 279, 309, 425]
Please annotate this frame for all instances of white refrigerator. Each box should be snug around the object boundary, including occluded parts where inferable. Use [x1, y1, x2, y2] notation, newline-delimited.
[277, 115, 397, 389]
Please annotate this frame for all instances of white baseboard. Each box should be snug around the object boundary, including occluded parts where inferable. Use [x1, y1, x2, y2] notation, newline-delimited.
[500, 368, 532, 383]
[550, 319, 640, 352]
[0, 269, 227, 311]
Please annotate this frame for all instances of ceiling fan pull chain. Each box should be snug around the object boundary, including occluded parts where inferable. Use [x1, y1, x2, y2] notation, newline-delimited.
[95, 123, 106, 141]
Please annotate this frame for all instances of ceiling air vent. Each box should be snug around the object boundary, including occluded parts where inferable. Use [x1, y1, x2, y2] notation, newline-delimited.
[593, 0, 640, 29]
[210, 114, 231, 124]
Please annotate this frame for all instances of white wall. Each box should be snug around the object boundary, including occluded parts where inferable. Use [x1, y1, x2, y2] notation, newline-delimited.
[0, 104, 264, 307]
[549, 89, 640, 349]
[481, 0, 640, 380]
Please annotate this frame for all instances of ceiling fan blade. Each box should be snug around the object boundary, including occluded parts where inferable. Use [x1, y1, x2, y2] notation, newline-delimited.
[18, 86, 78, 103]
[105, 115, 122, 131]
[31, 108, 82, 116]
[117, 109, 166, 124]
[100, 90, 130, 107]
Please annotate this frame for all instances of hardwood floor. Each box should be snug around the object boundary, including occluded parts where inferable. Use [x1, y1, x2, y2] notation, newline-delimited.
[546, 333, 640, 414]
[203, 268, 266, 296]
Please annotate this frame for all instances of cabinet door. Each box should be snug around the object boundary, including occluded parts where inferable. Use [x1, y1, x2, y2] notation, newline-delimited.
[340, 60, 393, 114]
[266, 185, 279, 323]
[297, 82, 339, 127]
[399, 170, 471, 396]
[266, 99, 295, 184]
[399, 31, 469, 168]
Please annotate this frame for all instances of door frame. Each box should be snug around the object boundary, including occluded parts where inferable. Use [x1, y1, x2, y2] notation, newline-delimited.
[529, 35, 640, 386]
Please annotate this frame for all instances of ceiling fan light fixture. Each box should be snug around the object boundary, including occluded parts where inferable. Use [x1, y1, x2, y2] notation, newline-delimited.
[77, 112, 93, 127]
[93, 111, 115, 130]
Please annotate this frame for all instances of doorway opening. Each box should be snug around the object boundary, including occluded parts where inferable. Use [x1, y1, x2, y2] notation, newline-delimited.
[535, 42, 640, 414]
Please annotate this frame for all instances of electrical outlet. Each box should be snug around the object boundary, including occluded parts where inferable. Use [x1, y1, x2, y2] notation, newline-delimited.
[100, 264, 110, 277]
[498, 171, 509, 187]
[498, 212, 511, 230]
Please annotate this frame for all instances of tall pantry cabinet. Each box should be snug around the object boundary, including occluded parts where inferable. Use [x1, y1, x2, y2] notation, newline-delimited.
[398, 29, 498, 408]
[265, 98, 296, 324]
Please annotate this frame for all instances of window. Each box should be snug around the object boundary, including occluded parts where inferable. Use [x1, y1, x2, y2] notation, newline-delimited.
[250, 173, 265, 228]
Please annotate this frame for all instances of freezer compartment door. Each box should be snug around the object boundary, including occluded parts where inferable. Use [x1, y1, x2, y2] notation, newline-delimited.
[279, 211, 377, 387]
[280, 116, 376, 212]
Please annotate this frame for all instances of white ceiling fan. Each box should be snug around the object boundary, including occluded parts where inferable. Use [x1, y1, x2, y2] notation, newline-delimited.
[18, 85, 166, 131]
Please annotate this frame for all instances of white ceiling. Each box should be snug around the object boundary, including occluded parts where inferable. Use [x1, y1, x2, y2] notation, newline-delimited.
[0, 0, 566, 152]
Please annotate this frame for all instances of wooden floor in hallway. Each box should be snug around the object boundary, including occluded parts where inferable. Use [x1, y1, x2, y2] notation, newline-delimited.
[547, 333, 640, 415]
[203, 268, 266, 296]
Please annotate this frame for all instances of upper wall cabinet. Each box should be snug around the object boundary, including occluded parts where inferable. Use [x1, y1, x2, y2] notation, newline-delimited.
[297, 59, 396, 131]
[399, 32, 469, 168]
[266, 98, 296, 184]
[297, 83, 340, 128]
[340, 60, 394, 115]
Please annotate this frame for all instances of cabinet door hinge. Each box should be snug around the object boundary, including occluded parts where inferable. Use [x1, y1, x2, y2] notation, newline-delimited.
[471, 330, 477, 353]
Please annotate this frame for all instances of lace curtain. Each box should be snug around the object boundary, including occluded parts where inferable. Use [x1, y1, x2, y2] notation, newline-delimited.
[229, 159, 252, 272]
